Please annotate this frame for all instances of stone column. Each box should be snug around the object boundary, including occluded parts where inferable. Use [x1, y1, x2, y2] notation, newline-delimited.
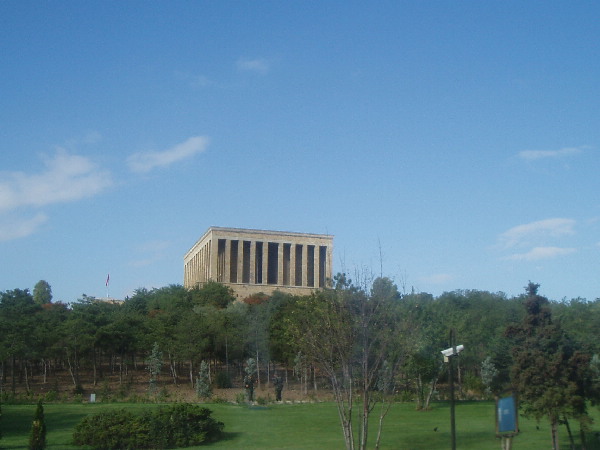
[200, 246, 205, 283]
[301, 244, 308, 287]
[237, 242, 244, 285]
[209, 239, 217, 281]
[249, 241, 255, 284]
[326, 245, 333, 286]
[262, 242, 268, 285]
[314, 245, 320, 287]
[278, 242, 284, 285]
[290, 244, 297, 287]
[224, 239, 231, 284]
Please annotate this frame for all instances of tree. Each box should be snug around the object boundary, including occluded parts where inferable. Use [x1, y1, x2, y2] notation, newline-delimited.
[29, 399, 46, 450]
[506, 282, 590, 450]
[0, 289, 41, 394]
[244, 358, 257, 402]
[33, 281, 52, 305]
[196, 360, 212, 399]
[397, 291, 444, 410]
[189, 281, 235, 309]
[284, 274, 398, 450]
[146, 342, 163, 396]
[480, 356, 498, 398]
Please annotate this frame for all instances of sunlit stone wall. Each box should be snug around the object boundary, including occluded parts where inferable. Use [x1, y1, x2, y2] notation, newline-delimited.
[184, 227, 334, 299]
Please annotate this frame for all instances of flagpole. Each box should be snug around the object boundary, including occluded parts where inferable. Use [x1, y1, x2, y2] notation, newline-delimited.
[106, 273, 110, 298]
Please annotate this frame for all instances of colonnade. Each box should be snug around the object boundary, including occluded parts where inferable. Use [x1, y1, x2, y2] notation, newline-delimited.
[184, 227, 333, 294]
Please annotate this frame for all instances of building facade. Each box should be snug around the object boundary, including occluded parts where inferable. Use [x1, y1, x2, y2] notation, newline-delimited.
[184, 227, 334, 299]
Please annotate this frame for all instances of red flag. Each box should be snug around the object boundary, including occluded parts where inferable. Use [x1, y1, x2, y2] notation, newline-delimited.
[106, 274, 110, 287]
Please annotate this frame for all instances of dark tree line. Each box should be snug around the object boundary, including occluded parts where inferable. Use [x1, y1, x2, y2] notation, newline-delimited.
[1, 278, 600, 448]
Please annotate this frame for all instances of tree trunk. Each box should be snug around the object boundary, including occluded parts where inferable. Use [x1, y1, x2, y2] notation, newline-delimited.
[24, 360, 30, 393]
[119, 354, 123, 385]
[169, 354, 178, 385]
[359, 343, 370, 450]
[424, 375, 439, 410]
[256, 348, 260, 389]
[66, 352, 78, 388]
[332, 370, 354, 450]
[11, 355, 16, 395]
[579, 423, 587, 450]
[563, 417, 575, 450]
[225, 335, 229, 378]
[375, 398, 392, 450]
[415, 373, 424, 409]
[551, 416, 560, 450]
[93, 349, 97, 387]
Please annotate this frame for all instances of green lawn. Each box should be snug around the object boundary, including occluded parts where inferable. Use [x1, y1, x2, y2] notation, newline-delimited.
[2, 401, 599, 449]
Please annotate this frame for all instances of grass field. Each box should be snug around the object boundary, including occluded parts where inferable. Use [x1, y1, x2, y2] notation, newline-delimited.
[2, 401, 600, 449]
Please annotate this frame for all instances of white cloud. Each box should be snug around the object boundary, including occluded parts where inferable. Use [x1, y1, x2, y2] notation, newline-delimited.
[175, 71, 214, 89]
[0, 148, 113, 212]
[65, 131, 102, 147]
[420, 273, 453, 284]
[190, 75, 212, 88]
[506, 246, 576, 261]
[0, 213, 48, 242]
[237, 57, 270, 75]
[127, 136, 209, 173]
[518, 146, 583, 161]
[499, 218, 575, 249]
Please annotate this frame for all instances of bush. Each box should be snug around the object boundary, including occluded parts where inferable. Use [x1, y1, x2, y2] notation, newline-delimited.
[45, 390, 60, 402]
[73, 409, 140, 449]
[72, 403, 224, 449]
[256, 396, 270, 406]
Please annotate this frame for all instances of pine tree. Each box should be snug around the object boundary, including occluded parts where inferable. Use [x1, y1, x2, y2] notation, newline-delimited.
[29, 399, 46, 450]
[196, 360, 212, 399]
[146, 342, 163, 395]
[506, 282, 588, 450]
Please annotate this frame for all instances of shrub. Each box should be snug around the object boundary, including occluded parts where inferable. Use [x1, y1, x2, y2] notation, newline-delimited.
[72, 403, 224, 449]
[73, 409, 139, 449]
[235, 392, 246, 404]
[43, 390, 59, 402]
[100, 380, 112, 401]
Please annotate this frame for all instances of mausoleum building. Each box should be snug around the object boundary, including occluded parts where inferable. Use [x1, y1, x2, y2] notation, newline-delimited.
[184, 227, 334, 299]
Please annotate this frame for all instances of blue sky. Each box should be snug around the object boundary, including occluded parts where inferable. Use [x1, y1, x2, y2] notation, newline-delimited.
[1, 1, 599, 303]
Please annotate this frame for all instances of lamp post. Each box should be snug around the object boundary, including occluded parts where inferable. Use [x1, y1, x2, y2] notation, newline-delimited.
[441, 330, 464, 450]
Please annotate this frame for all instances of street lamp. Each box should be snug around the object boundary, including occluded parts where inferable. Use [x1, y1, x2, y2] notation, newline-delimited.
[441, 332, 464, 450]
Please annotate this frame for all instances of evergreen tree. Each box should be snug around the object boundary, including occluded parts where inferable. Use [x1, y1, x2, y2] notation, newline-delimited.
[506, 282, 588, 450]
[146, 342, 163, 395]
[480, 356, 498, 397]
[196, 360, 212, 399]
[29, 399, 46, 450]
[243, 358, 257, 402]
